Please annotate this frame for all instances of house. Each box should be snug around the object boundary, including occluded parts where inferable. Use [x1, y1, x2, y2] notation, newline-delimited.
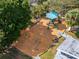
[14, 22, 56, 58]
[54, 32, 79, 59]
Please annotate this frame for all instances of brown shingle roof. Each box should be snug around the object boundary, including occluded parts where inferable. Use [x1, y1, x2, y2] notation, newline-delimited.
[15, 24, 54, 56]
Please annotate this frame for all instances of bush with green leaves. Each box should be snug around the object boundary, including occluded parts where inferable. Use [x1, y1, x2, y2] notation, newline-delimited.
[31, 0, 49, 18]
[65, 9, 79, 27]
[75, 31, 79, 38]
[0, 0, 31, 52]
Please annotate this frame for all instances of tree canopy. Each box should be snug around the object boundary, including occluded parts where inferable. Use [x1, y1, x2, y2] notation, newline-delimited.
[0, 0, 31, 53]
[65, 9, 79, 26]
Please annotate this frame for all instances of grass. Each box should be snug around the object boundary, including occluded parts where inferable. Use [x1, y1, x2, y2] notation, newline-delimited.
[41, 37, 64, 59]
[41, 49, 53, 59]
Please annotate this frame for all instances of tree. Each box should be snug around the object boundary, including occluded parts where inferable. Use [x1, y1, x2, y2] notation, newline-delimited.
[75, 31, 79, 38]
[37, 0, 47, 4]
[65, 9, 79, 27]
[64, 8, 79, 38]
[0, 0, 31, 53]
[30, 0, 79, 18]
[31, 0, 50, 18]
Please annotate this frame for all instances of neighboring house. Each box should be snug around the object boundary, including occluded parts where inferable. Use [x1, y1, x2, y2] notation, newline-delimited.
[14, 23, 55, 59]
[55, 32, 79, 59]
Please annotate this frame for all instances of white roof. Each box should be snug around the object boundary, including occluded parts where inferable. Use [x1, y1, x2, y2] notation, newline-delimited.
[54, 50, 77, 59]
[55, 32, 79, 59]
